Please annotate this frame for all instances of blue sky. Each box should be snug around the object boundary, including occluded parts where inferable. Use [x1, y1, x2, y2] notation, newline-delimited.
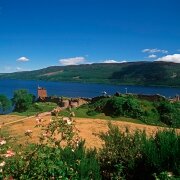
[0, 0, 180, 73]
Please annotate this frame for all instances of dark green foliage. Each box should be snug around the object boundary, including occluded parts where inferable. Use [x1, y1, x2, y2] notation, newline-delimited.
[61, 143, 101, 180]
[98, 122, 145, 179]
[121, 96, 143, 118]
[83, 95, 180, 127]
[87, 97, 109, 116]
[111, 62, 167, 84]
[0, 94, 12, 114]
[103, 96, 125, 117]
[4, 144, 101, 179]
[12, 89, 35, 112]
[98, 123, 180, 179]
[156, 100, 180, 127]
[174, 102, 180, 128]
[141, 129, 180, 176]
[90, 95, 143, 119]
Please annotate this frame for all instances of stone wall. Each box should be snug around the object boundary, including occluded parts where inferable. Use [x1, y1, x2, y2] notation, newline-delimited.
[137, 94, 166, 102]
[37, 96, 90, 108]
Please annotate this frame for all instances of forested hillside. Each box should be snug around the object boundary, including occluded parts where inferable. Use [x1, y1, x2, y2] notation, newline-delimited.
[0, 61, 180, 87]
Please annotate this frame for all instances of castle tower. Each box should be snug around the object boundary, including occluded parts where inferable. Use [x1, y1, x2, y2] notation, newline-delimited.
[38, 87, 47, 100]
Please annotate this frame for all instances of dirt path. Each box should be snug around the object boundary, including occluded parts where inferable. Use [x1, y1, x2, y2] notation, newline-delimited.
[0, 115, 26, 124]
[3, 116, 35, 126]
[2, 115, 180, 149]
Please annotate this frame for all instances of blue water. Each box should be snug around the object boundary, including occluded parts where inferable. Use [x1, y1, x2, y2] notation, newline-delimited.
[0, 79, 180, 98]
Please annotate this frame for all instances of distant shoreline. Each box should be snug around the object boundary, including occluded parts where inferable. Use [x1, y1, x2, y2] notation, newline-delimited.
[1, 77, 180, 88]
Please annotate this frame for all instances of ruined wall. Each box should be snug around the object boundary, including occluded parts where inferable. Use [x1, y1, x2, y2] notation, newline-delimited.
[37, 96, 89, 108]
[137, 94, 166, 102]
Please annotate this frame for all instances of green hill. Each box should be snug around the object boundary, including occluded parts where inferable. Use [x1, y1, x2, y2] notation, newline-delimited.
[0, 61, 180, 87]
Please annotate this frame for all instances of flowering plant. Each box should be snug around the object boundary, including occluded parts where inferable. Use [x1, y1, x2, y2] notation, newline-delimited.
[0, 112, 101, 179]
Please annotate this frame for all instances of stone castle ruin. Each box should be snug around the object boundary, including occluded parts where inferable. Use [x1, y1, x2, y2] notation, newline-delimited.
[37, 87, 179, 110]
[37, 87, 89, 108]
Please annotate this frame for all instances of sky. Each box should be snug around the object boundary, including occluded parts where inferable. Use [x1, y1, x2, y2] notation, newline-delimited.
[0, 0, 180, 73]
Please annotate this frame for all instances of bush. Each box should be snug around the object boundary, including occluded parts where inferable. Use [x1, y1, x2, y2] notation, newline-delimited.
[141, 129, 180, 176]
[156, 101, 180, 127]
[98, 122, 180, 179]
[0, 110, 179, 179]
[102, 96, 143, 118]
[61, 145, 101, 180]
[98, 122, 145, 179]
[0, 113, 101, 179]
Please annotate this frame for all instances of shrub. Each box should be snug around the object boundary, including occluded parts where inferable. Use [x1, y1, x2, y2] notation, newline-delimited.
[0, 113, 101, 179]
[98, 122, 180, 179]
[98, 122, 145, 179]
[102, 96, 143, 118]
[156, 100, 180, 127]
[141, 129, 180, 176]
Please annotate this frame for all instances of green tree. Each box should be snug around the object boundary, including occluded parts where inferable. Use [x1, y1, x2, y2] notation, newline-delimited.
[156, 101, 177, 126]
[0, 94, 12, 114]
[12, 89, 34, 112]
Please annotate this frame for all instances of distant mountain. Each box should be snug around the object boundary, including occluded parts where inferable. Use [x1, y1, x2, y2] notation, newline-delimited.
[0, 61, 180, 87]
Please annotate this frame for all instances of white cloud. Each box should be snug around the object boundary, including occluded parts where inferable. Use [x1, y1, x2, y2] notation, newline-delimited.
[142, 48, 168, 54]
[155, 54, 180, 63]
[103, 60, 127, 63]
[148, 54, 157, 58]
[103, 60, 118, 63]
[59, 56, 86, 65]
[17, 56, 29, 62]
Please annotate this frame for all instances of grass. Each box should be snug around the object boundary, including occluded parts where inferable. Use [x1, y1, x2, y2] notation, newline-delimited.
[59, 106, 146, 125]
[59, 100, 167, 127]
[9, 98, 173, 127]
[11, 102, 57, 116]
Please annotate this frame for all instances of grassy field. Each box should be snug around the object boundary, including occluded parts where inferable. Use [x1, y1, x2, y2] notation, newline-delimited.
[59, 105, 155, 125]
[11, 102, 57, 116]
[59, 95, 180, 128]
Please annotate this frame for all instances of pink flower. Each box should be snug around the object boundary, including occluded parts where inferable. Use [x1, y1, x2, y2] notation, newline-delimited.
[0, 139, 6, 145]
[5, 150, 15, 157]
